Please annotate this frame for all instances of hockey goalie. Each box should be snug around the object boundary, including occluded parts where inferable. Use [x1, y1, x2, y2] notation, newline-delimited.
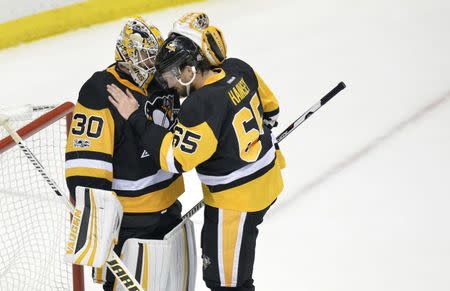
[63, 15, 197, 291]
[65, 186, 196, 291]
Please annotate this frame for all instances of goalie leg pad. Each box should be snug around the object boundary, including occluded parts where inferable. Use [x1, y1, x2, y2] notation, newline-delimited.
[116, 238, 171, 291]
[65, 186, 123, 267]
[165, 218, 197, 291]
[115, 219, 197, 291]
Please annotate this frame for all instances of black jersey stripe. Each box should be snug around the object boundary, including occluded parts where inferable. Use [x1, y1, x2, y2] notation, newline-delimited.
[135, 243, 144, 284]
[75, 188, 91, 253]
[66, 151, 112, 163]
[174, 159, 184, 174]
[66, 176, 112, 204]
[263, 108, 280, 118]
[66, 176, 112, 195]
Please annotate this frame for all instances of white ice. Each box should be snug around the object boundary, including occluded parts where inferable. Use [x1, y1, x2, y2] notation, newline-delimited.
[0, 0, 449, 290]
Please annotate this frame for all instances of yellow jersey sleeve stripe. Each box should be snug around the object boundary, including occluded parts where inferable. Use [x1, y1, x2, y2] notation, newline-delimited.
[255, 72, 279, 113]
[65, 159, 113, 172]
[173, 122, 218, 172]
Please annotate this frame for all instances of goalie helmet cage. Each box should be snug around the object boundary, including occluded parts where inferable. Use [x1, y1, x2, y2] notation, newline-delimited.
[0, 102, 84, 291]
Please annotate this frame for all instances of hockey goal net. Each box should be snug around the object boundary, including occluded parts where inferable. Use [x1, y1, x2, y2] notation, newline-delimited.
[0, 102, 84, 291]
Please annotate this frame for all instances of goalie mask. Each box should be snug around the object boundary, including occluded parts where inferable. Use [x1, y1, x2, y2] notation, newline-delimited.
[115, 17, 164, 88]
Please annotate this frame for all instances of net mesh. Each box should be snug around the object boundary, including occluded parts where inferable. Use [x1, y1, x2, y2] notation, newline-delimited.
[0, 105, 74, 290]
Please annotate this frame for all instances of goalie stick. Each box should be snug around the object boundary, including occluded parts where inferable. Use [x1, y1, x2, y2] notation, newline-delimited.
[0, 115, 145, 291]
[179, 81, 347, 221]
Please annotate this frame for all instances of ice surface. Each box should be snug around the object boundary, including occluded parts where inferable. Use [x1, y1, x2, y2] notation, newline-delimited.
[1, 0, 449, 290]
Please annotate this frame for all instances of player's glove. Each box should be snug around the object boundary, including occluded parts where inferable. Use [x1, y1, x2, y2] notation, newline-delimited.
[263, 114, 278, 129]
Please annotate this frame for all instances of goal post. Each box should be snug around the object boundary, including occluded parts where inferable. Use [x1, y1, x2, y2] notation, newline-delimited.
[0, 103, 74, 153]
[0, 102, 84, 291]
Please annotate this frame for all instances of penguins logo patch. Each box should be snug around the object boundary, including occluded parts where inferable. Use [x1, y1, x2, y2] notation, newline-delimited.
[144, 95, 176, 129]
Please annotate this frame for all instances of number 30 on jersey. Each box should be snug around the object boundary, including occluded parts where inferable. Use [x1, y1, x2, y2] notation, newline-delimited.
[71, 113, 104, 138]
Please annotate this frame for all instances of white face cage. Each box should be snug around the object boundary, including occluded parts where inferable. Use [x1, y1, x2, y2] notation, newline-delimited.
[128, 32, 159, 74]
[115, 17, 163, 88]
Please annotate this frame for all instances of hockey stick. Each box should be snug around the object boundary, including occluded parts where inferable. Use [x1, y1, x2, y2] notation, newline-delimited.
[0, 116, 145, 291]
[277, 81, 346, 143]
[179, 81, 347, 221]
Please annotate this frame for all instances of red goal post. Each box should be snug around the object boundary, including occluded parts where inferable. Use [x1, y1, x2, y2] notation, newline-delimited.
[0, 102, 84, 291]
[0, 102, 73, 153]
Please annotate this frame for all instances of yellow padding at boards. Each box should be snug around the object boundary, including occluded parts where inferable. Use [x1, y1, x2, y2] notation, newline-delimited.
[0, 0, 204, 50]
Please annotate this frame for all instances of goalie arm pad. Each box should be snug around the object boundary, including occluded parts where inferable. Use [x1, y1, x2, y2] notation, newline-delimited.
[65, 186, 123, 268]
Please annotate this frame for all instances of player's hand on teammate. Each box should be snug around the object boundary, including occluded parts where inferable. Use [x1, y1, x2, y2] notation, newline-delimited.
[107, 84, 139, 120]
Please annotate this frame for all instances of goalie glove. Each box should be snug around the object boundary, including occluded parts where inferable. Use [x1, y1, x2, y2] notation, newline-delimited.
[65, 186, 123, 267]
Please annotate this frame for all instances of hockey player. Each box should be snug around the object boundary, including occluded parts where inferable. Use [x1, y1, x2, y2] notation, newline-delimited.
[65, 17, 185, 290]
[108, 13, 285, 291]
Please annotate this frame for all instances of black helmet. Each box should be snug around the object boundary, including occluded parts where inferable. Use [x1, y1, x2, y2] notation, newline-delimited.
[155, 34, 202, 74]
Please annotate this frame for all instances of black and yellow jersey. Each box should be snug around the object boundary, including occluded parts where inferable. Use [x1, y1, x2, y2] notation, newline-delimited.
[65, 64, 184, 226]
[128, 58, 285, 212]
